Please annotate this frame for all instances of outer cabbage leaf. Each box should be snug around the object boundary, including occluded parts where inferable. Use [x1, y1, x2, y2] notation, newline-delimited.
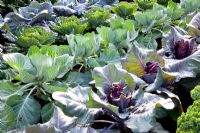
[187, 13, 200, 38]
[4, 95, 41, 129]
[180, 0, 200, 14]
[125, 89, 176, 132]
[164, 50, 200, 80]
[0, 104, 16, 132]
[134, 4, 167, 32]
[52, 86, 101, 124]
[4, 1, 53, 32]
[3, 52, 74, 82]
[166, 1, 184, 20]
[8, 107, 76, 133]
[0, 81, 22, 100]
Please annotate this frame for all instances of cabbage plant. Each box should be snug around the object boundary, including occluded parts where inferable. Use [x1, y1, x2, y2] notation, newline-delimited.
[0, 47, 74, 131]
[50, 16, 88, 35]
[84, 7, 110, 29]
[52, 64, 181, 133]
[112, 2, 138, 18]
[158, 27, 200, 80]
[4, 1, 54, 32]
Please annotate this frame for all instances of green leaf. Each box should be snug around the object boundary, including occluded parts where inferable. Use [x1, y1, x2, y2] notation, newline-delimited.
[41, 103, 55, 123]
[29, 53, 58, 81]
[166, 0, 184, 20]
[8, 107, 76, 133]
[42, 66, 59, 82]
[87, 90, 118, 112]
[112, 2, 138, 18]
[66, 71, 92, 86]
[16, 26, 56, 48]
[19, 71, 36, 83]
[51, 16, 88, 35]
[180, 0, 200, 14]
[42, 83, 67, 94]
[5, 95, 41, 129]
[125, 89, 175, 132]
[55, 54, 74, 78]
[84, 7, 110, 29]
[98, 44, 121, 64]
[3, 53, 32, 71]
[136, 34, 158, 50]
[0, 81, 21, 100]
[134, 6, 167, 32]
[52, 86, 101, 124]
[0, 104, 16, 132]
[67, 33, 100, 60]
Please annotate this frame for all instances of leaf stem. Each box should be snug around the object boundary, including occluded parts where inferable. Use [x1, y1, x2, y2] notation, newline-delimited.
[14, 82, 37, 95]
[78, 64, 84, 72]
[93, 120, 115, 124]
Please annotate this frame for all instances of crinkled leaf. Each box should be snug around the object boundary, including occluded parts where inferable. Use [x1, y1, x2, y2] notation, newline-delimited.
[112, 2, 138, 18]
[53, 5, 76, 16]
[50, 16, 88, 35]
[4, 1, 53, 32]
[16, 26, 56, 48]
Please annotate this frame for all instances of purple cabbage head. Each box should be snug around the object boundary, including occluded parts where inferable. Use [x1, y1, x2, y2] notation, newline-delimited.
[174, 39, 197, 59]
[144, 62, 159, 74]
[159, 28, 197, 60]
[107, 82, 131, 112]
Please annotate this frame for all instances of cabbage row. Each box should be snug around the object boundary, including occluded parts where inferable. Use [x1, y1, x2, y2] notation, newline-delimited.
[1, 0, 200, 132]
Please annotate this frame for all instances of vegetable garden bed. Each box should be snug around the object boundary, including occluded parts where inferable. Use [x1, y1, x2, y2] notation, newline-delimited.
[0, 0, 200, 132]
